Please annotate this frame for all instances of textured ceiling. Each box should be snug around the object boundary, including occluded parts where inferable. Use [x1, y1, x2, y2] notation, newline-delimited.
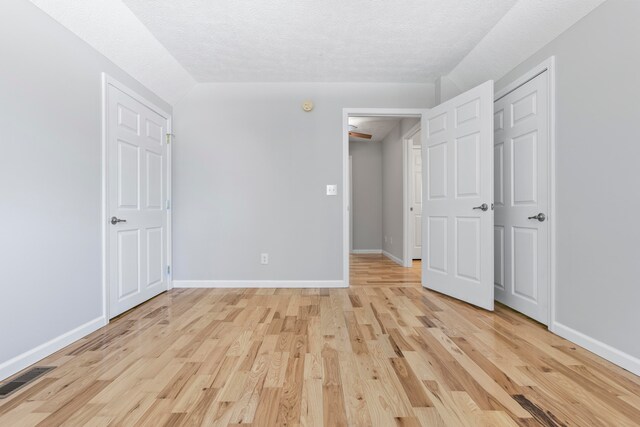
[29, 0, 196, 104]
[122, 0, 518, 82]
[28, 0, 608, 103]
[349, 117, 401, 144]
[448, 0, 606, 90]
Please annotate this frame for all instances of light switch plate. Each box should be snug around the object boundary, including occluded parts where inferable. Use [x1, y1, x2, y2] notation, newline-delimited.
[326, 185, 337, 196]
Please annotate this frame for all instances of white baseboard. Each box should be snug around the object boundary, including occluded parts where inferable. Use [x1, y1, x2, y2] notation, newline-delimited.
[351, 249, 382, 254]
[383, 250, 404, 266]
[551, 321, 640, 376]
[173, 280, 347, 289]
[0, 316, 107, 382]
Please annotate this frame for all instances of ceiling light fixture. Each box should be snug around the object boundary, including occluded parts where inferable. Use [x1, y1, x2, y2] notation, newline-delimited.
[348, 124, 372, 140]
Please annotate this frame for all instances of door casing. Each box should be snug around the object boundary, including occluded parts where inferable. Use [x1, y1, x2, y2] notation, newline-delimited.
[101, 73, 173, 320]
[348, 155, 353, 253]
[342, 109, 427, 285]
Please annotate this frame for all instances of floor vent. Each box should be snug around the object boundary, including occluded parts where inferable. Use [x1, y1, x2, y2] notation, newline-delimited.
[0, 366, 55, 399]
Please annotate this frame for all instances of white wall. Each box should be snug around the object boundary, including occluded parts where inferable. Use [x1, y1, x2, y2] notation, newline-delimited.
[0, 0, 171, 380]
[381, 118, 420, 261]
[173, 83, 434, 281]
[434, 76, 462, 104]
[349, 141, 382, 251]
[452, 0, 640, 371]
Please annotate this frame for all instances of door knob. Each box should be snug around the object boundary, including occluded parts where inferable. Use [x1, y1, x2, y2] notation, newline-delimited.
[410, 207, 414, 211]
[473, 203, 488, 212]
[110, 216, 127, 225]
[528, 213, 546, 222]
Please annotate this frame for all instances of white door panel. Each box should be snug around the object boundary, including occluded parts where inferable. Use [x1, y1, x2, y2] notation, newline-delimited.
[494, 72, 549, 324]
[117, 229, 140, 298]
[512, 227, 537, 301]
[427, 217, 447, 273]
[494, 226, 505, 289]
[147, 226, 164, 287]
[108, 83, 168, 318]
[422, 81, 494, 311]
[427, 142, 447, 199]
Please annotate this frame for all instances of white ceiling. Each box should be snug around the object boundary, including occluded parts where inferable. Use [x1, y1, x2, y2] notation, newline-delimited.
[349, 117, 401, 144]
[122, 0, 519, 82]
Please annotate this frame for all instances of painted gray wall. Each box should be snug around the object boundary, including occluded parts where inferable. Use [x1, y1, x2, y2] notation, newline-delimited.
[173, 83, 434, 280]
[349, 141, 382, 251]
[489, 0, 640, 360]
[0, 0, 171, 374]
[435, 76, 462, 104]
[382, 118, 420, 260]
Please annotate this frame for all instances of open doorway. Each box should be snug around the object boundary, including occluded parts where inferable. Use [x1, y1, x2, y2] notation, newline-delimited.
[343, 83, 497, 310]
[343, 109, 425, 286]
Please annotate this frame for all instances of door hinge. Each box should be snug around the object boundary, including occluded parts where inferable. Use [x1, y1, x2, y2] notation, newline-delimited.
[166, 199, 171, 210]
[167, 265, 171, 276]
[166, 133, 174, 144]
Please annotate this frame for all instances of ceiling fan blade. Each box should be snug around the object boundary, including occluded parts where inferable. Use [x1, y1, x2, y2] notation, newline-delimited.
[349, 131, 372, 139]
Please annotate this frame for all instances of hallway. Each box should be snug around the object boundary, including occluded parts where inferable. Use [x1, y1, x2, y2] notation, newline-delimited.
[350, 254, 421, 287]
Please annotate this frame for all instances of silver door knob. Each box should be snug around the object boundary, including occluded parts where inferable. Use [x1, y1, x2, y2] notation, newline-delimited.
[111, 216, 127, 225]
[473, 203, 488, 212]
[528, 213, 546, 222]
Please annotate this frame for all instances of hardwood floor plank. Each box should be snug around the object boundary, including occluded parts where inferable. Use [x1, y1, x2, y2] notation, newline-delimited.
[34, 380, 110, 426]
[300, 378, 323, 427]
[389, 357, 433, 407]
[252, 387, 281, 427]
[275, 354, 304, 425]
[339, 354, 373, 426]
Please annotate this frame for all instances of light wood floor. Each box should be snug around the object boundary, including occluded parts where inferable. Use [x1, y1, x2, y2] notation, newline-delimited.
[1, 255, 639, 426]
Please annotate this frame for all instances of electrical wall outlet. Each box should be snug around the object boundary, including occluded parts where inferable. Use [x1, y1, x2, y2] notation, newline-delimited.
[261, 253, 269, 265]
[326, 185, 338, 196]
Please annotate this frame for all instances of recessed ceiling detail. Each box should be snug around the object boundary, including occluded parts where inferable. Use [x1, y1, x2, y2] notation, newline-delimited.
[122, 0, 518, 83]
[29, 0, 196, 104]
[29, 0, 608, 102]
[448, 0, 607, 90]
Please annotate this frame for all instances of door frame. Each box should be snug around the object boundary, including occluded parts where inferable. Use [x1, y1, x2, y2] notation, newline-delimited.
[342, 108, 426, 286]
[101, 73, 173, 320]
[402, 122, 422, 268]
[494, 56, 556, 328]
[348, 155, 353, 253]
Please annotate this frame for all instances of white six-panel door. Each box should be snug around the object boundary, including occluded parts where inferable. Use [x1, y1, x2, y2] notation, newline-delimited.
[107, 81, 168, 318]
[410, 142, 423, 259]
[422, 81, 494, 311]
[494, 72, 549, 324]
